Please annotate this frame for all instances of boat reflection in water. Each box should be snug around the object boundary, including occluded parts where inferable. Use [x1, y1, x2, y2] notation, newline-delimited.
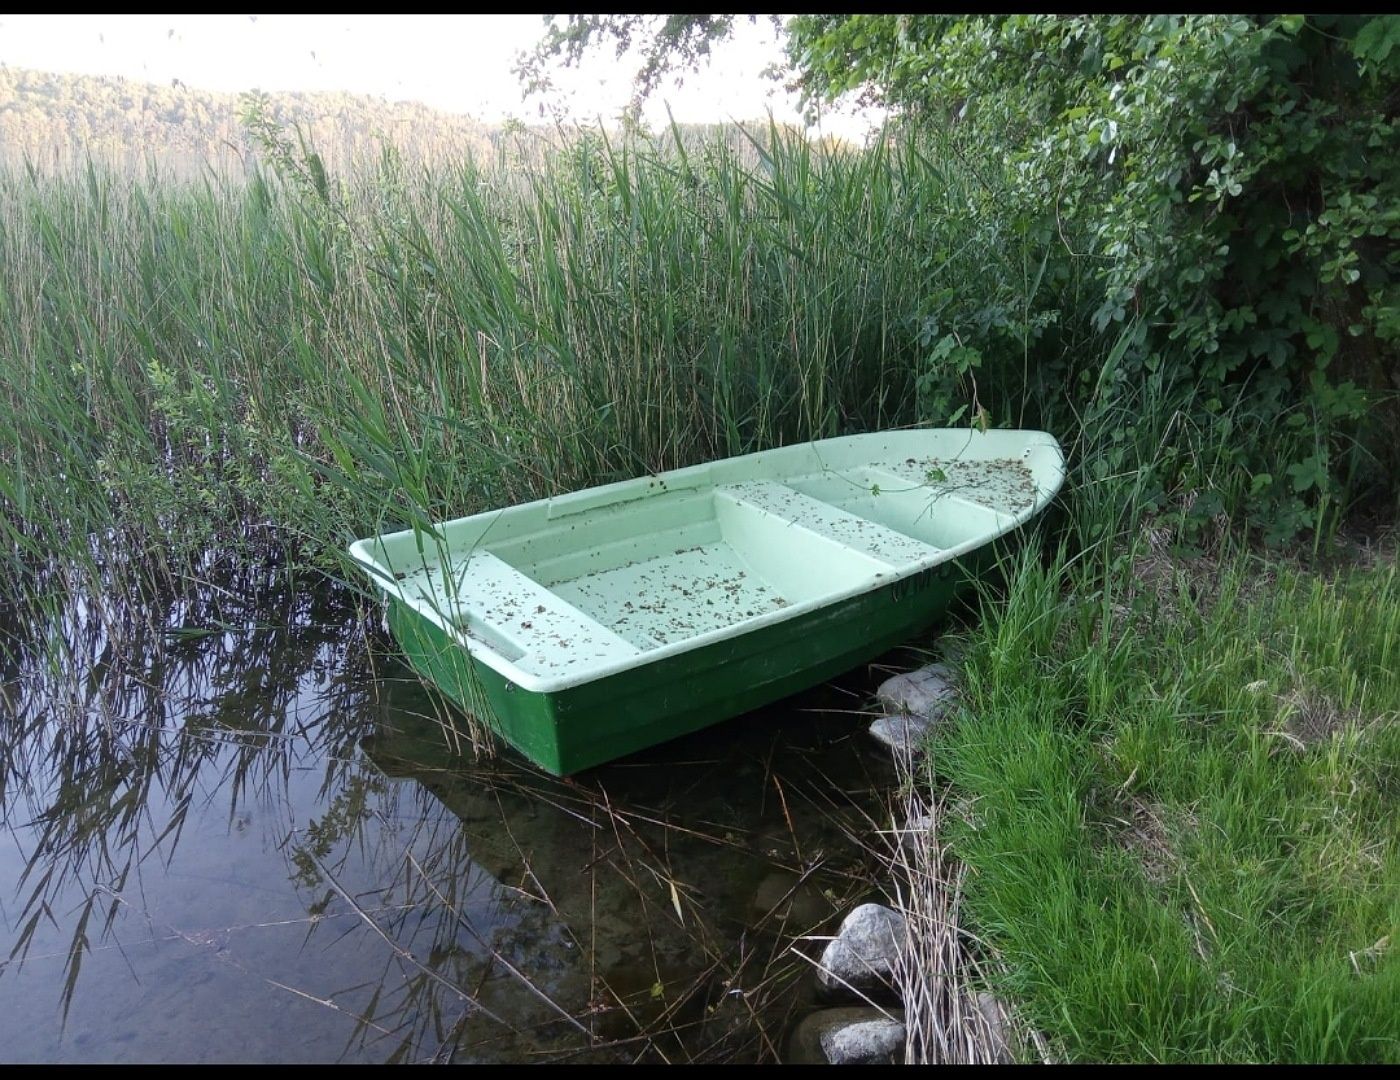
[0, 567, 896, 1062]
[360, 666, 891, 1061]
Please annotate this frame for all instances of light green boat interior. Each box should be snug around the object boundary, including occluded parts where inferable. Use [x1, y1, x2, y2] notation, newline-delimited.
[350, 430, 1064, 693]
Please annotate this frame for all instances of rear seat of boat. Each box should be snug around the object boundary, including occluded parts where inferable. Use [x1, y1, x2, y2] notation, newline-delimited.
[717, 480, 943, 570]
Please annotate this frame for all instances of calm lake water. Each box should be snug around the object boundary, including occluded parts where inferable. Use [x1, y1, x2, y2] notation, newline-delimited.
[0, 572, 906, 1062]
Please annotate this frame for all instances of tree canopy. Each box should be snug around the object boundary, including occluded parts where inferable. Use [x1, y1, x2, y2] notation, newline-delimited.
[524, 14, 1400, 534]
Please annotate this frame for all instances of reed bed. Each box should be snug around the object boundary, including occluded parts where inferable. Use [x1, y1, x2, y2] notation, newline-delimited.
[0, 124, 1060, 609]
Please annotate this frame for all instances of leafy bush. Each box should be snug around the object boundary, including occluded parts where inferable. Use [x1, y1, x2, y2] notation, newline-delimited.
[788, 14, 1400, 539]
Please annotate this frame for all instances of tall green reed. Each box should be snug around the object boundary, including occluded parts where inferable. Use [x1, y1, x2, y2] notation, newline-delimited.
[0, 122, 1077, 642]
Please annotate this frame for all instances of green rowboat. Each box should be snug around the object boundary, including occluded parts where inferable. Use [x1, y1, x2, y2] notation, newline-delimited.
[350, 429, 1064, 775]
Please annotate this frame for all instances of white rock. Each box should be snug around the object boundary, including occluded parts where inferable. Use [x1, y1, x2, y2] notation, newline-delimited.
[821, 1017, 906, 1064]
[817, 902, 907, 995]
[938, 638, 969, 665]
[975, 992, 1017, 1063]
[868, 713, 933, 753]
[787, 1006, 906, 1065]
[897, 812, 935, 853]
[876, 663, 958, 718]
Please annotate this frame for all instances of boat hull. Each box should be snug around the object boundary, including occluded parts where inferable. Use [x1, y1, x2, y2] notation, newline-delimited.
[353, 428, 1065, 775]
[387, 555, 975, 776]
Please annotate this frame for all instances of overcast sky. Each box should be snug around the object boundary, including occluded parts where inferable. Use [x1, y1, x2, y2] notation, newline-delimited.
[0, 14, 879, 140]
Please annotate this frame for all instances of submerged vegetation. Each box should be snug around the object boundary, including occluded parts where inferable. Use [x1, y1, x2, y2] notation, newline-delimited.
[0, 11, 1397, 1064]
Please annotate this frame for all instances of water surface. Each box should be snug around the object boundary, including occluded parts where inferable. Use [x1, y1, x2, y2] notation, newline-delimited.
[0, 574, 903, 1062]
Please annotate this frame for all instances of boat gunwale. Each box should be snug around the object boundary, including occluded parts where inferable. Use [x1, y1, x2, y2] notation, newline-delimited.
[349, 430, 1064, 694]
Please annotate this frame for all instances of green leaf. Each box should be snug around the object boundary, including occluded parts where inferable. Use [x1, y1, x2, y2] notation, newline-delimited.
[1351, 16, 1400, 71]
[1285, 454, 1329, 494]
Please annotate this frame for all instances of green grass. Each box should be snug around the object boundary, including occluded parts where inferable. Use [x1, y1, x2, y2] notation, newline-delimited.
[931, 543, 1400, 1062]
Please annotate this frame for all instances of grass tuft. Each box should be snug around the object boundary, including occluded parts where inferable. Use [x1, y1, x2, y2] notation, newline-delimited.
[928, 545, 1400, 1062]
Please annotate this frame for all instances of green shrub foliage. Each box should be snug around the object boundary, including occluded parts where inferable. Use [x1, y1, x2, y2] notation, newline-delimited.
[786, 14, 1400, 537]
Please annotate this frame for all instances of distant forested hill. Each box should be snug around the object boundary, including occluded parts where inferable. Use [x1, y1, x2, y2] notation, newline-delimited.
[0, 66, 503, 171]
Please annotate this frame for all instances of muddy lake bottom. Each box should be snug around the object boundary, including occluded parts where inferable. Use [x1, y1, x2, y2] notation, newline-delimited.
[0, 579, 912, 1063]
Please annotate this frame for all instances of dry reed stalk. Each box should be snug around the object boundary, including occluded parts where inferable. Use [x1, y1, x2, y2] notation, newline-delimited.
[881, 740, 1046, 1064]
